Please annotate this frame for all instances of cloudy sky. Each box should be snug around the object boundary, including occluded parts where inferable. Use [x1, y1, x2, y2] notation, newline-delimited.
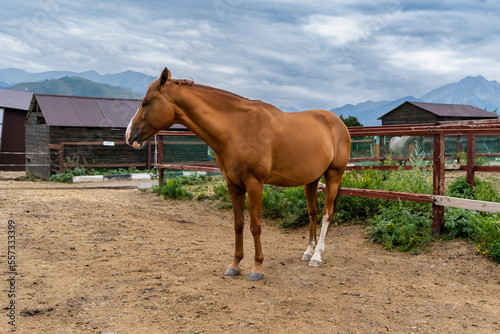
[1, 0, 500, 110]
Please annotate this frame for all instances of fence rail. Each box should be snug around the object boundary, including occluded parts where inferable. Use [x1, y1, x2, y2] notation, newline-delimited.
[154, 120, 500, 235]
[3, 119, 499, 235]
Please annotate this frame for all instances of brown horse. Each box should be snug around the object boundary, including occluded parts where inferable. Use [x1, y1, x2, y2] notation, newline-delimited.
[126, 68, 351, 281]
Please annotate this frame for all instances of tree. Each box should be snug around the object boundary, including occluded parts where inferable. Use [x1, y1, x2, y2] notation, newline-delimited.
[339, 115, 363, 127]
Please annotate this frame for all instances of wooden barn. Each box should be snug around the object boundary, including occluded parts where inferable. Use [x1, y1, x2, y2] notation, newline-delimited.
[379, 101, 499, 155]
[0, 89, 34, 171]
[379, 101, 498, 125]
[25, 94, 208, 179]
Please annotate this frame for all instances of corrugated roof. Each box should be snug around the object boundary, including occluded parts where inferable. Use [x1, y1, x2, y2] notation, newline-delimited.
[0, 88, 33, 110]
[379, 101, 499, 120]
[408, 101, 498, 118]
[33, 94, 186, 129]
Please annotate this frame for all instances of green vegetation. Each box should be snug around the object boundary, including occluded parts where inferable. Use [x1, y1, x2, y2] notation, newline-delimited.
[339, 115, 362, 127]
[49, 166, 152, 183]
[9, 76, 143, 99]
[153, 178, 194, 200]
[147, 159, 500, 264]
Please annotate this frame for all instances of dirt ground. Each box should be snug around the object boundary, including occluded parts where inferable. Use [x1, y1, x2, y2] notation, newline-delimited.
[1, 171, 499, 333]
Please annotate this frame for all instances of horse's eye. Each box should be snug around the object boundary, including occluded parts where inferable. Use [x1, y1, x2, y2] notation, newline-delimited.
[142, 101, 151, 108]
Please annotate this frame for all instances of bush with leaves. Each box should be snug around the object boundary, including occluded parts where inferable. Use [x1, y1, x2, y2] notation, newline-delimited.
[367, 204, 433, 254]
[442, 208, 484, 240]
[261, 185, 321, 227]
[153, 179, 193, 200]
[447, 176, 500, 202]
[336, 168, 385, 222]
[49, 172, 74, 183]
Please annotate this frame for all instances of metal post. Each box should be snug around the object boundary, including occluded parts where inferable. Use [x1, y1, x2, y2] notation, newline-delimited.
[432, 133, 445, 235]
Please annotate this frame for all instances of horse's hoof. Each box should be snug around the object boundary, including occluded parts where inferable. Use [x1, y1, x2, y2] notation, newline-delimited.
[247, 272, 264, 281]
[301, 254, 312, 261]
[308, 259, 322, 267]
[224, 267, 241, 276]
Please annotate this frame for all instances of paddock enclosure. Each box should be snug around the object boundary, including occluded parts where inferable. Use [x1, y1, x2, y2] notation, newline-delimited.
[1, 173, 500, 333]
[156, 119, 500, 235]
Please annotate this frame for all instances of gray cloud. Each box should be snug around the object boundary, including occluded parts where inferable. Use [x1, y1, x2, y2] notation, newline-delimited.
[1, 0, 500, 110]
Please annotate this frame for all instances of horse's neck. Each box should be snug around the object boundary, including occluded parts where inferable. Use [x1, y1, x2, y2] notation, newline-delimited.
[171, 84, 253, 153]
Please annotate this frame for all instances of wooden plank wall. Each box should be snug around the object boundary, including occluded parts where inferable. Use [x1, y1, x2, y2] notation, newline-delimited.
[382, 106, 437, 125]
[25, 111, 51, 179]
[50, 127, 147, 167]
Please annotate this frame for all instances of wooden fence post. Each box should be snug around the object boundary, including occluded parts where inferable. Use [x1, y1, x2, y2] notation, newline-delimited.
[467, 133, 476, 188]
[158, 135, 164, 184]
[432, 133, 445, 235]
[147, 141, 152, 170]
[456, 136, 462, 164]
[59, 143, 65, 174]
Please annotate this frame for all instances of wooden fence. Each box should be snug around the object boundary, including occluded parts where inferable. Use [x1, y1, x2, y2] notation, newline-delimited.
[44, 120, 500, 235]
[157, 119, 500, 235]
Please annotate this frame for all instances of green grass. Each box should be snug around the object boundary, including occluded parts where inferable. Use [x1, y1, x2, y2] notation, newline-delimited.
[49, 167, 154, 183]
[147, 165, 500, 264]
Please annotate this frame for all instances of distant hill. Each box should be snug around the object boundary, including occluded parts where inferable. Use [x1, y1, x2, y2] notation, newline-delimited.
[331, 75, 500, 126]
[9, 76, 143, 99]
[0, 68, 155, 95]
[3, 68, 500, 126]
[420, 76, 500, 111]
[331, 96, 423, 126]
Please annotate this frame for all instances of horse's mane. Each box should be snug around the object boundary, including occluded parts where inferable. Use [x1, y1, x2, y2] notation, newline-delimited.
[169, 79, 251, 101]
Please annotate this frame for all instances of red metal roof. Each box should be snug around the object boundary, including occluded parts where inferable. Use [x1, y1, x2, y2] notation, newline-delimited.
[408, 101, 498, 118]
[379, 101, 498, 120]
[33, 94, 185, 129]
[0, 88, 33, 110]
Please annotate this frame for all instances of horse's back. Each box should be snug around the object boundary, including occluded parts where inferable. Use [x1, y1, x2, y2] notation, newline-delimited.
[286, 109, 351, 162]
[263, 109, 350, 186]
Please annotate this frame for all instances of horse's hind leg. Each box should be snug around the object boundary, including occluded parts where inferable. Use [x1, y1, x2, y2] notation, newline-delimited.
[302, 179, 320, 261]
[309, 168, 343, 267]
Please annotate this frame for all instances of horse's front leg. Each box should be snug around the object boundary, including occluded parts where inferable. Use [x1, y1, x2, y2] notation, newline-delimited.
[246, 179, 265, 281]
[224, 181, 246, 277]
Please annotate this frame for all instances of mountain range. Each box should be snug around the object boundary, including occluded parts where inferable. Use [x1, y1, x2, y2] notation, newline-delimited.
[1, 68, 499, 126]
[0, 68, 155, 95]
[9, 76, 143, 99]
[331, 76, 500, 125]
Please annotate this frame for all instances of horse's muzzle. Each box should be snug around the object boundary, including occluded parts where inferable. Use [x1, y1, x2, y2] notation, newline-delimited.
[125, 127, 145, 149]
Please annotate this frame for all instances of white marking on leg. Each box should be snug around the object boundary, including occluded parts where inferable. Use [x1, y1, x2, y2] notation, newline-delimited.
[302, 241, 316, 261]
[309, 215, 329, 266]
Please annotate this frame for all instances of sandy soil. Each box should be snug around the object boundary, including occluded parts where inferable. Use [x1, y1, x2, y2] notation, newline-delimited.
[1, 172, 499, 333]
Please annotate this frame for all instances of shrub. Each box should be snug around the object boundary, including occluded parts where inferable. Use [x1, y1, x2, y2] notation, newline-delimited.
[447, 177, 473, 199]
[212, 183, 231, 202]
[489, 239, 500, 263]
[447, 177, 500, 202]
[72, 167, 86, 176]
[337, 168, 384, 222]
[261, 185, 318, 228]
[442, 208, 483, 240]
[49, 173, 74, 183]
[367, 204, 433, 254]
[153, 179, 193, 200]
[473, 178, 500, 202]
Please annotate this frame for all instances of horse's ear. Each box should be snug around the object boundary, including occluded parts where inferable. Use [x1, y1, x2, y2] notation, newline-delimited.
[159, 68, 171, 86]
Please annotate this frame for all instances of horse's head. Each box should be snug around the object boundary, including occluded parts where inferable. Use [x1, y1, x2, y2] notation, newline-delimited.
[126, 67, 176, 148]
